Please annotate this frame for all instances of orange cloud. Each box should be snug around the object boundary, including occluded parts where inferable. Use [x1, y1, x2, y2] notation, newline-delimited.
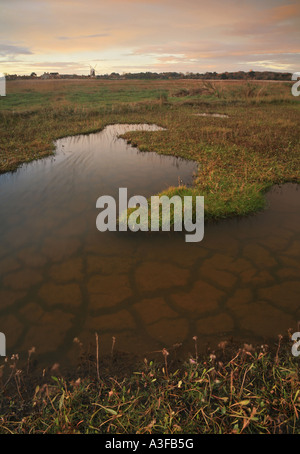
[0, 0, 299, 74]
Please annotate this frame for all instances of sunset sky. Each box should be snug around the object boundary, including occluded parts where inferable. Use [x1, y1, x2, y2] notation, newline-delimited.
[0, 0, 299, 75]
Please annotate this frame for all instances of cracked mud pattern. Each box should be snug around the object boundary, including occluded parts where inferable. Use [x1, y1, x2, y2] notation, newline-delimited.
[0, 124, 299, 365]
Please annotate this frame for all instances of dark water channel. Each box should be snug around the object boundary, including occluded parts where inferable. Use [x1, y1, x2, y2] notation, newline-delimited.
[0, 124, 299, 366]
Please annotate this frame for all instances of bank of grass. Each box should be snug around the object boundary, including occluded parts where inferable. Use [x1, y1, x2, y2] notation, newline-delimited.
[0, 335, 299, 434]
[0, 79, 299, 221]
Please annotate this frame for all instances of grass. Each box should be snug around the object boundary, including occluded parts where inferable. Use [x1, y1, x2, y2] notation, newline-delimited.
[0, 79, 299, 433]
[0, 335, 299, 434]
[0, 79, 299, 222]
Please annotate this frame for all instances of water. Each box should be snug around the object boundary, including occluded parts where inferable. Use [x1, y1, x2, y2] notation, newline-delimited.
[0, 124, 299, 365]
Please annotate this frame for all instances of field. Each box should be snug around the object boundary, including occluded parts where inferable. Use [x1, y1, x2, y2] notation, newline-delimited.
[0, 78, 299, 220]
[0, 79, 300, 434]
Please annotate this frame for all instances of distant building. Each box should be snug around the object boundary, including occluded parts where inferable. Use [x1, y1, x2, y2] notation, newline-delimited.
[41, 72, 60, 79]
[41, 72, 50, 80]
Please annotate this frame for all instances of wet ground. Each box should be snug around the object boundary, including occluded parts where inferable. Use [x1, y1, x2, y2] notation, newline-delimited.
[0, 124, 299, 366]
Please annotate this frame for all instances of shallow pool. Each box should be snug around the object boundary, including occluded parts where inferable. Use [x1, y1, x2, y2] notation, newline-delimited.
[0, 124, 299, 365]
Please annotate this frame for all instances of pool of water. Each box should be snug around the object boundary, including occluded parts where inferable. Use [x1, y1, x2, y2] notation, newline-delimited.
[0, 124, 299, 365]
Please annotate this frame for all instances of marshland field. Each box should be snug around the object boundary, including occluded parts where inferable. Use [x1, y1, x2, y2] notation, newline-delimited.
[0, 78, 299, 434]
[1, 78, 299, 217]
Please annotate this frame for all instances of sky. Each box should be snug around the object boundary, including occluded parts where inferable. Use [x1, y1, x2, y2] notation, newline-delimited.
[0, 0, 299, 75]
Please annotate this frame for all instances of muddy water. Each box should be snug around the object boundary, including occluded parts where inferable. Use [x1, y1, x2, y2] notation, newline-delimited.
[0, 124, 299, 366]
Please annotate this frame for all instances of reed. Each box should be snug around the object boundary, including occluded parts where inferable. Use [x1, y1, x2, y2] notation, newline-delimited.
[0, 335, 299, 434]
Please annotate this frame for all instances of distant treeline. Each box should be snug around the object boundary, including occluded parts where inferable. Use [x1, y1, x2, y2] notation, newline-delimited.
[108, 71, 293, 81]
[6, 70, 293, 81]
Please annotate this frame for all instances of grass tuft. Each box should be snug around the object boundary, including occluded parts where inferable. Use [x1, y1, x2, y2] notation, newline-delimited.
[0, 336, 299, 434]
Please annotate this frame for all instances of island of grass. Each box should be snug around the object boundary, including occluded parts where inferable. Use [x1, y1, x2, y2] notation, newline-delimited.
[0, 78, 299, 222]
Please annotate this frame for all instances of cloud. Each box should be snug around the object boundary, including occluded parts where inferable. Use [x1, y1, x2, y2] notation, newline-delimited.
[57, 33, 109, 40]
[0, 0, 299, 74]
[225, 2, 300, 37]
[0, 43, 33, 57]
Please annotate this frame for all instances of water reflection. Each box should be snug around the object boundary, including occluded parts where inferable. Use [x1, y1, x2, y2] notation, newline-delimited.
[0, 124, 299, 365]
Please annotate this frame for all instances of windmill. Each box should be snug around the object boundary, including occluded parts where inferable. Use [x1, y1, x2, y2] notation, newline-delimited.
[89, 64, 98, 77]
